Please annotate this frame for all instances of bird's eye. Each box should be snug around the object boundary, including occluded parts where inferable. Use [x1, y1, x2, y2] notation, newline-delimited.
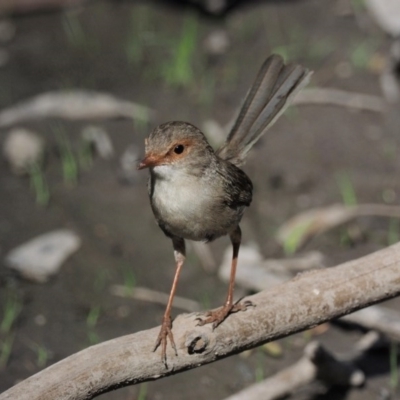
[174, 144, 185, 154]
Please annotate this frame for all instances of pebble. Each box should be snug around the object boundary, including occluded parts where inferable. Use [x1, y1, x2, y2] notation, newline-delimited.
[203, 29, 229, 56]
[366, 0, 400, 37]
[3, 128, 45, 175]
[5, 230, 81, 283]
[81, 125, 114, 159]
[194, 0, 227, 14]
[34, 314, 47, 326]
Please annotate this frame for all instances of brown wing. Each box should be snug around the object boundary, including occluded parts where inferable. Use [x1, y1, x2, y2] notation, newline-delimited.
[215, 160, 253, 209]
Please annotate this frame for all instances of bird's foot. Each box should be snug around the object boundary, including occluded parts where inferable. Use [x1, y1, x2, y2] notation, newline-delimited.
[196, 299, 253, 330]
[153, 315, 177, 367]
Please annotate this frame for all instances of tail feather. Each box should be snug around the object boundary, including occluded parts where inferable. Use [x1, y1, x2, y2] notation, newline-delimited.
[217, 55, 312, 166]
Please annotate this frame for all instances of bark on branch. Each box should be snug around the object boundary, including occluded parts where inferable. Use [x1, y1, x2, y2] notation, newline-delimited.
[2, 242, 400, 400]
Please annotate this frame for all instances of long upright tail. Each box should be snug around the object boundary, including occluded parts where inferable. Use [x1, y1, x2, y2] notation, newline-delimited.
[216, 55, 312, 166]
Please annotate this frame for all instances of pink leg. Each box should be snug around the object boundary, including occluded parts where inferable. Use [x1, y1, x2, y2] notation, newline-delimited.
[154, 237, 185, 366]
[197, 226, 252, 329]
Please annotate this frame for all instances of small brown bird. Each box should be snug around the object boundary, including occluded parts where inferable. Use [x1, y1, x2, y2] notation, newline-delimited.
[138, 55, 311, 365]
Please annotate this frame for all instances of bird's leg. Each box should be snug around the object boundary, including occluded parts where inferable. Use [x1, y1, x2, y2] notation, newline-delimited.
[197, 226, 252, 329]
[154, 237, 185, 366]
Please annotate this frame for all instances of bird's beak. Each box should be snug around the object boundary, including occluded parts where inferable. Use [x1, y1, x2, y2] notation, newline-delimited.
[137, 153, 161, 170]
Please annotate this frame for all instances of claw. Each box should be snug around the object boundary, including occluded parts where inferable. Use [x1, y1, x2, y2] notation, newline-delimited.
[196, 300, 254, 329]
[154, 315, 177, 367]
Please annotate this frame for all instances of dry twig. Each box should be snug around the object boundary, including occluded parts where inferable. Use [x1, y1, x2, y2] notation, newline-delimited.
[110, 285, 200, 312]
[190, 241, 217, 272]
[341, 305, 400, 341]
[293, 88, 385, 113]
[0, 90, 154, 127]
[277, 203, 400, 252]
[219, 246, 326, 291]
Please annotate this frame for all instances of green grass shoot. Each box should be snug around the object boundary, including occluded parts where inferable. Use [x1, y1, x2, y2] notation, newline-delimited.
[200, 291, 211, 310]
[121, 264, 136, 295]
[55, 129, 79, 186]
[87, 331, 100, 345]
[138, 383, 148, 400]
[1, 295, 22, 334]
[29, 162, 50, 207]
[78, 139, 94, 171]
[86, 305, 101, 329]
[36, 345, 49, 368]
[336, 171, 357, 206]
[388, 219, 400, 246]
[0, 334, 14, 368]
[163, 12, 198, 87]
[28, 342, 50, 368]
[282, 219, 314, 255]
[255, 349, 264, 382]
[349, 39, 380, 70]
[390, 341, 398, 391]
[125, 6, 153, 66]
[86, 305, 101, 345]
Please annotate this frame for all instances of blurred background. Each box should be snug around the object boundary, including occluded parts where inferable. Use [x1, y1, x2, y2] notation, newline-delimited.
[1, 0, 400, 399]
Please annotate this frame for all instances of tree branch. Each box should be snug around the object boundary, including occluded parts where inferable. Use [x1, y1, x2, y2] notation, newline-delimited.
[2, 242, 400, 400]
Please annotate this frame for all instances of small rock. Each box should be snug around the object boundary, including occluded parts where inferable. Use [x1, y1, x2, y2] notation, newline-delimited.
[3, 128, 45, 175]
[81, 125, 114, 159]
[190, 0, 228, 14]
[5, 230, 81, 283]
[34, 314, 47, 326]
[365, 0, 400, 37]
[203, 29, 229, 56]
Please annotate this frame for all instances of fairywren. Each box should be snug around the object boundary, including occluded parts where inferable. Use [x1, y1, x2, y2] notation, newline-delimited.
[138, 54, 311, 365]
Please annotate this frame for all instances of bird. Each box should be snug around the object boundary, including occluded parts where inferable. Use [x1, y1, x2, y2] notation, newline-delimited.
[137, 54, 311, 365]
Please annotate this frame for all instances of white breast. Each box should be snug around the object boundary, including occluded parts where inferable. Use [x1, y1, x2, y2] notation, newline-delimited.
[149, 164, 241, 241]
[151, 164, 209, 218]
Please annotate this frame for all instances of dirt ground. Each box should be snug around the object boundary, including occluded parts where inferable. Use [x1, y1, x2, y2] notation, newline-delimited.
[1, 0, 400, 399]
